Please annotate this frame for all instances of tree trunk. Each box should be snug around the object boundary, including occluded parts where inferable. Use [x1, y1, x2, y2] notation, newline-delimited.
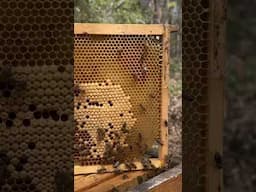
[153, 0, 162, 24]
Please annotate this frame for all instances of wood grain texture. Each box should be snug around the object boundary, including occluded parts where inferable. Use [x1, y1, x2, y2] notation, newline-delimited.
[159, 24, 171, 164]
[207, 0, 226, 191]
[74, 159, 162, 175]
[75, 170, 155, 192]
[74, 166, 182, 192]
[74, 23, 178, 35]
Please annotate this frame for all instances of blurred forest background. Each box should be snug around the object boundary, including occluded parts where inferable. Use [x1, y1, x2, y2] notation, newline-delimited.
[74, 0, 256, 191]
[74, 0, 182, 96]
[74, 0, 182, 166]
[225, 0, 256, 191]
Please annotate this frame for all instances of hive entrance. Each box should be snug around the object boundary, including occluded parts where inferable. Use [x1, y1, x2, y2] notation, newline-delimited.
[74, 24, 172, 173]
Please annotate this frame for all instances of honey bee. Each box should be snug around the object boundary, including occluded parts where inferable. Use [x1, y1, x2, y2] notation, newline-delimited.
[97, 166, 107, 174]
[141, 162, 150, 169]
[124, 161, 132, 171]
[139, 104, 146, 113]
[105, 143, 112, 152]
[132, 73, 139, 81]
[104, 143, 114, 160]
[113, 168, 121, 174]
[74, 144, 79, 150]
[164, 154, 171, 162]
[116, 144, 124, 154]
[139, 44, 147, 64]
[149, 93, 156, 99]
[164, 120, 168, 127]
[122, 174, 129, 180]
[97, 128, 105, 141]
[83, 141, 89, 146]
[155, 138, 163, 146]
[114, 132, 120, 139]
[117, 47, 123, 56]
[79, 149, 90, 156]
[121, 122, 129, 133]
[130, 162, 137, 169]
[141, 64, 148, 76]
[78, 144, 84, 150]
[113, 161, 120, 169]
[138, 133, 142, 140]
[141, 156, 151, 169]
[148, 159, 157, 169]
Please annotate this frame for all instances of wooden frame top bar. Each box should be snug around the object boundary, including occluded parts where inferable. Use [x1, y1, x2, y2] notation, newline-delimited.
[74, 23, 178, 35]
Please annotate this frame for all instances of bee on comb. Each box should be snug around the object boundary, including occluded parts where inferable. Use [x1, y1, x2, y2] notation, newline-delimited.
[139, 104, 146, 113]
[113, 161, 120, 169]
[97, 128, 105, 141]
[155, 138, 163, 146]
[121, 122, 129, 134]
[97, 166, 107, 174]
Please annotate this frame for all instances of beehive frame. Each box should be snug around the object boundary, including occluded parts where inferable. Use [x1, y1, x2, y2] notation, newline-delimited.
[74, 24, 177, 174]
[182, 0, 225, 191]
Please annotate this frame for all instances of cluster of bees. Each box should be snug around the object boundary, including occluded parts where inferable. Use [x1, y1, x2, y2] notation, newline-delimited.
[74, 81, 136, 165]
[96, 154, 157, 174]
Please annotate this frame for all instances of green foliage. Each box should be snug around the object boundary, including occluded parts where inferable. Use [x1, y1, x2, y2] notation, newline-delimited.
[168, 1, 176, 8]
[169, 79, 181, 96]
[170, 61, 181, 77]
[169, 61, 181, 96]
[74, 0, 182, 95]
[74, 0, 153, 23]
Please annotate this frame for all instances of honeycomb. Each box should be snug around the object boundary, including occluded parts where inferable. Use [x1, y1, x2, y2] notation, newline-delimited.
[74, 31, 166, 167]
[0, 1, 73, 192]
[183, 0, 211, 191]
[74, 81, 136, 160]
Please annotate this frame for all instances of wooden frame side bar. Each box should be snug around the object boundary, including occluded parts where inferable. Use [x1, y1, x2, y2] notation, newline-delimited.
[207, 0, 225, 191]
[159, 25, 171, 165]
[74, 23, 178, 35]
